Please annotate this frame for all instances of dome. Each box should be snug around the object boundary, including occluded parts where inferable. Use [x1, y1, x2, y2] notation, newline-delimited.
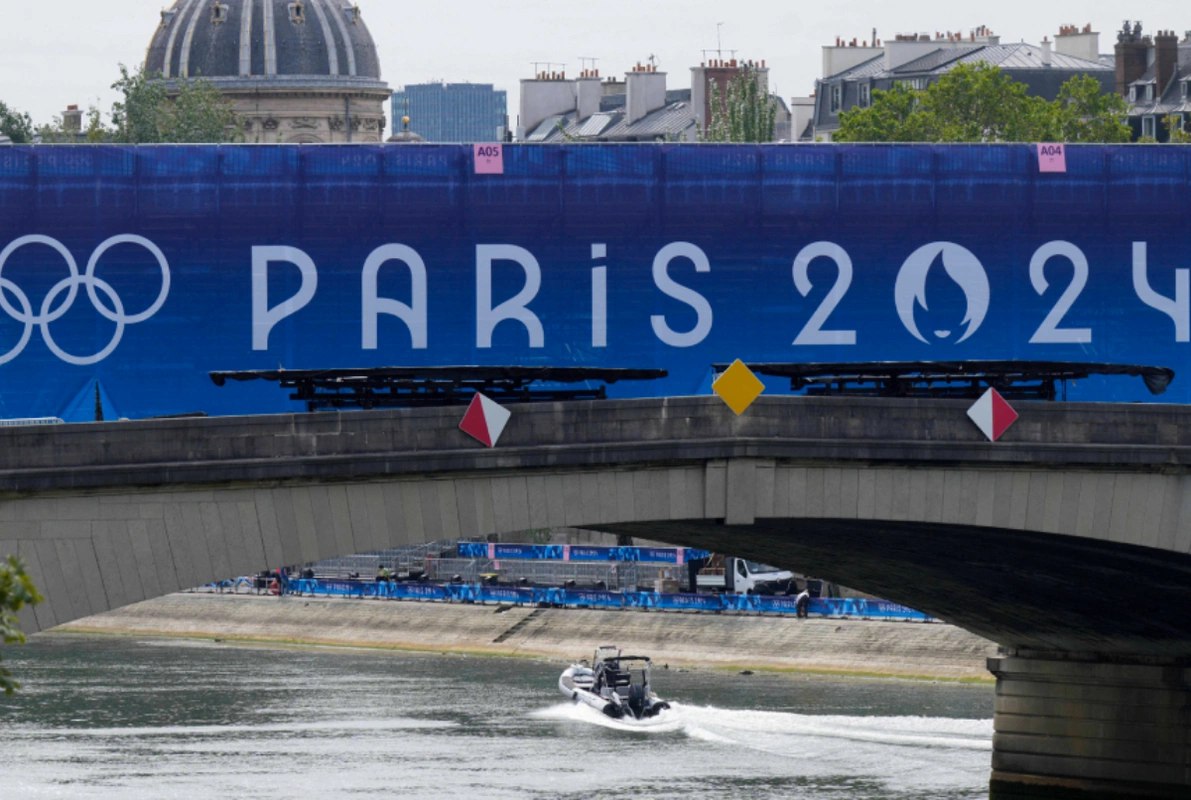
[145, 0, 385, 88]
[143, 1, 391, 144]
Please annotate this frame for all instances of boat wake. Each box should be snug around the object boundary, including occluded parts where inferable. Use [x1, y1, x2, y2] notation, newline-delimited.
[534, 701, 991, 753]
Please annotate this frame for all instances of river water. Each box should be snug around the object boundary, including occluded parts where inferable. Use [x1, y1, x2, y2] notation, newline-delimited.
[0, 635, 993, 799]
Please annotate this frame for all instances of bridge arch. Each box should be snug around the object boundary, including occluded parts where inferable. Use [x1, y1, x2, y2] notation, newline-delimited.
[4, 397, 1191, 798]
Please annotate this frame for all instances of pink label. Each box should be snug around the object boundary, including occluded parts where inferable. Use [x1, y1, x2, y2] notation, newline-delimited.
[563, 545, 571, 561]
[474, 143, 504, 174]
[487, 543, 495, 560]
[1037, 143, 1067, 173]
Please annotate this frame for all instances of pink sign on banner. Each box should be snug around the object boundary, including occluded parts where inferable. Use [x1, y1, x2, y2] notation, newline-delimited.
[1037, 143, 1067, 173]
[563, 545, 571, 561]
[487, 543, 496, 560]
[676, 548, 685, 566]
[474, 143, 504, 175]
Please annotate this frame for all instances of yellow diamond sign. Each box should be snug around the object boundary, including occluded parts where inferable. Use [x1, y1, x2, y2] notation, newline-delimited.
[713, 359, 764, 415]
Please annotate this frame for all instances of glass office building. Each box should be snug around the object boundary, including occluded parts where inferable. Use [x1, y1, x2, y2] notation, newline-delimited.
[391, 83, 508, 142]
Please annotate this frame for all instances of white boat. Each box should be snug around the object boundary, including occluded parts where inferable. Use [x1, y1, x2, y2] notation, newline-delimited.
[559, 645, 671, 720]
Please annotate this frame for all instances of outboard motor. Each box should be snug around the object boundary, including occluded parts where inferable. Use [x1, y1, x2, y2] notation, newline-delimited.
[627, 683, 647, 719]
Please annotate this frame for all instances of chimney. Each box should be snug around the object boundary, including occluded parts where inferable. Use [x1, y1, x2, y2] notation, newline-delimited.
[1115, 21, 1151, 96]
[1041, 37, 1052, 66]
[625, 65, 667, 125]
[1155, 29, 1179, 97]
[517, 72, 578, 140]
[575, 72, 602, 120]
[1054, 23, 1101, 62]
[63, 105, 83, 135]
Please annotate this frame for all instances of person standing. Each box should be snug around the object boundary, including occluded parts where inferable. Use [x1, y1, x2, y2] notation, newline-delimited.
[794, 585, 811, 619]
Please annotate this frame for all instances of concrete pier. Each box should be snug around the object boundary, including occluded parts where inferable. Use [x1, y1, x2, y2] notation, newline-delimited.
[989, 653, 1191, 799]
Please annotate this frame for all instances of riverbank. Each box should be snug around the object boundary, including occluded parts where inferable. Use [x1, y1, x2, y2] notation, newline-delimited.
[54, 592, 997, 681]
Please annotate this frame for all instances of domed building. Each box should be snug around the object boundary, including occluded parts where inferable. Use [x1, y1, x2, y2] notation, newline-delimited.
[144, 0, 390, 143]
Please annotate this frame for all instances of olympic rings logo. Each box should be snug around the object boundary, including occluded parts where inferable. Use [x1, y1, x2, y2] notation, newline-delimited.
[0, 234, 170, 366]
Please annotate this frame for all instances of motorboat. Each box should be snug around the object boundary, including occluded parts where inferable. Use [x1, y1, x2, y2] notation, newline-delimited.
[559, 645, 671, 720]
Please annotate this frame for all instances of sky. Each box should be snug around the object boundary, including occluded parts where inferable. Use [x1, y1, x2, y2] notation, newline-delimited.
[1, 0, 1188, 130]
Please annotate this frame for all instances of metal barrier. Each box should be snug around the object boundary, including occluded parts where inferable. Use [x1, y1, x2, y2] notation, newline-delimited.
[285, 579, 933, 621]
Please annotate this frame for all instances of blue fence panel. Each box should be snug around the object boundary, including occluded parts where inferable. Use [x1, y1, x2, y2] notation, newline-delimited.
[286, 578, 933, 620]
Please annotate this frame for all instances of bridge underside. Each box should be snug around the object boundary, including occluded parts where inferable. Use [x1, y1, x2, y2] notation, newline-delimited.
[604, 519, 1191, 658]
[606, 519, 1191, 799]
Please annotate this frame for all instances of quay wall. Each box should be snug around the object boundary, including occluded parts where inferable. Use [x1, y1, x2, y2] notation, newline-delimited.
[54, 592, 997, 680]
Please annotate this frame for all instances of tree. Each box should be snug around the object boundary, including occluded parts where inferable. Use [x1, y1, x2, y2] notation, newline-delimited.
[110, 63, 240, 144]
[1052, 75, 1132, 143]
[1163, 113, 1191, 144]
[36, 105, 109, 144]
[832, 82, 932, 142]
[835, 64, 1129, 144]
[704, 66, 777, 142]
[1, 555, 42, 695]
[0, 101, 35, 143]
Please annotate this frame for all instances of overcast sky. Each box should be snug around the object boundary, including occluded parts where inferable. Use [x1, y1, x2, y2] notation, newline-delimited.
[2, 1, 1187, 130]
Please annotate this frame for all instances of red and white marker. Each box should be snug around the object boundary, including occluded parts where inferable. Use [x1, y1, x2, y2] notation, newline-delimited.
[967, 387, 1019, 442]
[459, 392, 512, 448]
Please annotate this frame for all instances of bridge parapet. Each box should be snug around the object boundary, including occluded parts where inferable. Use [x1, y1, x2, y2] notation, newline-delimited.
[1, 396, 1190, 494]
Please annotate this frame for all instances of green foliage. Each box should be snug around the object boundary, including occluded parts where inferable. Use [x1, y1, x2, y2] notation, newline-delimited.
[1, 555, 43, 695]
[36, 106, 109, 144]
[0, 101, 35, 143]
[704, 66, 777, 142]
[110, 63, 240, 144]
[835, 63, 1130, 144]
[1052, 76, 1132, 143]
[1163, 114, 1191, 144]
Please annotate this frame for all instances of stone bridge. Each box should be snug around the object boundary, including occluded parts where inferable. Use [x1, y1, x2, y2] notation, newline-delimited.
[2, 395, 1189, 798]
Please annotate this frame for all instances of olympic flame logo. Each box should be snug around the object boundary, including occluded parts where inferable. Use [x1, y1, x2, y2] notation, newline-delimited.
[0, 235, 170, 366]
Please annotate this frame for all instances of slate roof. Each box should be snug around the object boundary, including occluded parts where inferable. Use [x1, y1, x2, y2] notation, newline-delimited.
[528, 93, 698, 142]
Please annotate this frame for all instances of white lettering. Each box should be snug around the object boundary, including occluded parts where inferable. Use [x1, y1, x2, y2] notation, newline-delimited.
[362, 244, 428, 350]
[251, 246, 318, 351]
[792, 241, 856, 345]
[476, 244, 544, 348]
[1028, 241, 1091, 344]
[1132, 242, 1189, 342]
[651, 242, 713, 347]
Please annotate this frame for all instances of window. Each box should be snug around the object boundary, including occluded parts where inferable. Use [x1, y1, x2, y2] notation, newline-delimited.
[1145, 84, 1154, 101]
[1142, 116, 1156, 138]
[1130, 87, 1138, 102]
[830, 84, 842, 113]
[289, 1, 305, 23]
[859, 84, 871, 108]
[211, 2, 227, 24]
[1182, 81, 1189, 99]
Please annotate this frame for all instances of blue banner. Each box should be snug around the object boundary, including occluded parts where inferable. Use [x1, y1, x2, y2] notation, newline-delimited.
[1, 144, 1187, 421]
[455, 542, 710, 563]
[284, 579, 933, 620]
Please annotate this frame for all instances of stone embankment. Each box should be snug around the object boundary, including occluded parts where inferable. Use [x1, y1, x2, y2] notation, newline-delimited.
[55, 592, 997, 681]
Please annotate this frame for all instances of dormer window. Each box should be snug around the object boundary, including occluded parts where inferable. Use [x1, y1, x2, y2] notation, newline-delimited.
[211, 2, 227, 24]
[1145, 84, 1154, 101]
[830, 84, 842, 113]
[859, 84, 871, 108]
[1130, 86, 1138, 102]
[289, 1, 305, 23]
[1183, 81, 1189, 99]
